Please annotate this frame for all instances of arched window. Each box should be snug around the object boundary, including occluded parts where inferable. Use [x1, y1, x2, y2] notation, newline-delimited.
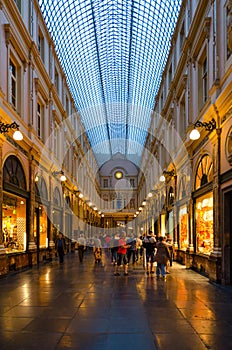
[3, 155, 26, 190]
[178, 176, 187, 200]
[53, 187, 61, 207]
[161, 194, 165, 209]
[65, 195, 71, 209]
[195, 155, 213, 190]
[35, 176, 48, 200]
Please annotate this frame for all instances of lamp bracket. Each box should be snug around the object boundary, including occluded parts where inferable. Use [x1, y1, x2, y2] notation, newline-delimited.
[0, 121, 19, 134]
[163, 169, 175, 177]
[194, 118, 216, 131]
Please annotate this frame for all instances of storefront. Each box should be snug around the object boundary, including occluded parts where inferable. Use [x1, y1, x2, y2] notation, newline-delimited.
[2, 155, 28, 254]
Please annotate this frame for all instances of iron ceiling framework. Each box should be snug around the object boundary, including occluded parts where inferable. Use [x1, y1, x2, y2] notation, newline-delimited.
[39, 0, 182, 166]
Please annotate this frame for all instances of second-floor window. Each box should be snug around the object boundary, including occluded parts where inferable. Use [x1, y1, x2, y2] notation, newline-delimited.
[179, 96, 186, 139]
[9, 59, 17, 110]
[103, 179, 108, 188]
[202, 57, 208, 103]
[37, 102, 44, 141]
[130, 179, 135, 188]
[54, 68, 59, 93]
[180, 21, 185, 49]
[38, 29, 44, 62]
[198, 52, 208, 110]
[14, 0, 22, 13]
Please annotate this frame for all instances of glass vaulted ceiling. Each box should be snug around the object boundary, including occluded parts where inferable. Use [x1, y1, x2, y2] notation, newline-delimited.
[39, 0, 182, 166]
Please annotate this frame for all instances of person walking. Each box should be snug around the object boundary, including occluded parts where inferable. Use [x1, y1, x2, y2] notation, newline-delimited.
[142, 230, 156, 275]
[155, 236, 171, 280]
[165, 233, 175, 273]
[114, 231, 131, 276]
[77, 233, 86, 263]
[110, 233, 119, 265]
[126, 233, 137, 265]
[55, 232, 66, 264]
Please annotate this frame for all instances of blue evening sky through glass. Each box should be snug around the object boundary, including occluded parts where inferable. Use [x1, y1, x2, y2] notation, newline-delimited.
[39, 0, 182, 165]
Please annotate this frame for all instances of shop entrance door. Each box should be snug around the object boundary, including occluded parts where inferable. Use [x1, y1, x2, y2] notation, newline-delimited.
[224, 189, 232, 284]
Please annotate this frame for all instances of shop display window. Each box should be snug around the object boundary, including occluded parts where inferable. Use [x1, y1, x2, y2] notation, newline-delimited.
[179, 206, 188, 250]
[2, 193, 26, 253]
[195, 193, 213, 254]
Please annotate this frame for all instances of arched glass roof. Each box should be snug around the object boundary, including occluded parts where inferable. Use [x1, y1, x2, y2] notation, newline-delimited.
[39, 0, 182, 166]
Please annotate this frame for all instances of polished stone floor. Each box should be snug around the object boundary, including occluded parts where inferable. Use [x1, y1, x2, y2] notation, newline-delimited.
[1, 250, 232, 350]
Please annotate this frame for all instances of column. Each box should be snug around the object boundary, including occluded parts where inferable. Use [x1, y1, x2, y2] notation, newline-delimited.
[48, 175, 55, 250]
[211, 125, 222, 257]
[0, 138, 5, 254]
[28, 155, 37, 251]
[0, 138, 8, 276]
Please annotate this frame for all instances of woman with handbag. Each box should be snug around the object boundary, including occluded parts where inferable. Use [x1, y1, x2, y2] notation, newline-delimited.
[155, 236, 171, 280]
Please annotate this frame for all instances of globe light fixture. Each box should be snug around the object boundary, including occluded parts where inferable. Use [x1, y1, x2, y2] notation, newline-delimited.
[52, 170, 66, 182]
[189, 129, 200, 140]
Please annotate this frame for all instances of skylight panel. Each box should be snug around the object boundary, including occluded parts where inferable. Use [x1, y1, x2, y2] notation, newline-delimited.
[39, 0, 182, 165]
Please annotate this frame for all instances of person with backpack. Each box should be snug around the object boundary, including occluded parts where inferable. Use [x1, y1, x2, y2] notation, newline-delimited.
[142, 230, 156, 275]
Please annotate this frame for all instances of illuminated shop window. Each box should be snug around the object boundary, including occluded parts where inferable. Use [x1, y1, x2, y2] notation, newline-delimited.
[195, 155, 214, 254]
[195, 193, 213, 255]
[179, 206, 188, 250]
[3, 193, 26, 253]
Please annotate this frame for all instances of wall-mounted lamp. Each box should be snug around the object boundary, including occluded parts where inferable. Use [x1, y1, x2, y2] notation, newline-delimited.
[189, 118, 216, 140]
[159, 169, 176, 182]
[52, 170, 66, 182]
[0, 121, 23, 140]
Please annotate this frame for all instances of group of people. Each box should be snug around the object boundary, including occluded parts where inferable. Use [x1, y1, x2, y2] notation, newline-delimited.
[142, 230, 174, 279]
[55, 230, 175, 280]
[111, 230, 174, 278]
